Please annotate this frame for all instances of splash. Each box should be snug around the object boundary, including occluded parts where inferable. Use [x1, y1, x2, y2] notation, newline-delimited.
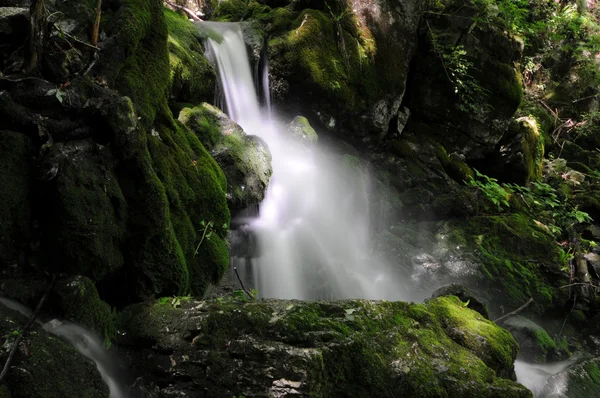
[199, 22, 410, 300]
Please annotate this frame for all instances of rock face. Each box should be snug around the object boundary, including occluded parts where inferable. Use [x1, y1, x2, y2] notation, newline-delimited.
[120, 296, 531, 397]
[179, 103, 272, 215]
[0, 305, 109, 398]
[502, 315, 569, 364]
[213, 0, 424, 140]
[0, 0, 231, 307]
[405, 0, 523, 161]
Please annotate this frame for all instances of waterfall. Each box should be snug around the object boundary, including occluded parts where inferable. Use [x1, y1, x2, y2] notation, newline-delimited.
[199, 22, 409, 301]
[0, 297, 126, 398]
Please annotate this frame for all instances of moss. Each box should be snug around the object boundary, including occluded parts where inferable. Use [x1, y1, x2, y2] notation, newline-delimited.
[448, 214, 568, 311]
[164, 8, 215, 104]
[486, 60, 524, 110]
[0, 307, 109, 397]
[0, 131, 32, 268]
[121, 297, 531, 397]
[177, 105, 222, 149]
[268, 7, 389, 117]
[91, 1, 230, 301]
[52, 276, 115, 338]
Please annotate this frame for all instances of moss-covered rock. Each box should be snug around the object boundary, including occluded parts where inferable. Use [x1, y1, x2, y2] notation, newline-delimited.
[164, 8, 216, 104]
[502, 315, 569, 363]
[51, 276, 115, 338]
[492, 116, 545, 184]
[287, 115, 318, 145]
[251, 0, 425, 140]
[119, 296, 531, 397]
[0, 305, 109, 398]
[445, 214, 568, 314]
[179, 103, 272, 215]
[0, 130, 32, 269]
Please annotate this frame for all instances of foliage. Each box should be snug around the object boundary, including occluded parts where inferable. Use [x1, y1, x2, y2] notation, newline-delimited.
[468, 169, 510, 211]
[194, 220, 228, 256]
[427, 21, 491, 113]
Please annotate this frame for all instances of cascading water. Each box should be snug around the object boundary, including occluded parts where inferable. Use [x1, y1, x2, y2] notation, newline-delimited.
[0, 297, 126, 398]
[199, 22, 410, 300]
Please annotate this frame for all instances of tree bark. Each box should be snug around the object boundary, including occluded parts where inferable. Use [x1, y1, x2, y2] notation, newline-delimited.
[23, 0, 45, 73]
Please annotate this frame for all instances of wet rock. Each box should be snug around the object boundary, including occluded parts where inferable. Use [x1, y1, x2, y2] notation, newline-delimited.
[0, 304, 109, 398]
[286, 115, 318, 145]
[119, 297, 530, 397]
[179, 103, 272, 215]
[540, 357, 600, 397]
[502, 315, 569, 363]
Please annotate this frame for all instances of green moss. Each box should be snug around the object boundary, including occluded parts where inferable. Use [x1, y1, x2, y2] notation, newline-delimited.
[177, 105, 222, 148]
[486, 61, 524, 110]
[0, 307, 109, 397]
[448, 214, 568, 311]
[93, 1, 230, 300]
[164, 8, 215, 104]
[53, 276, 115, 338]
[122, 297, 531, 397]
[0, 131, 32, 268]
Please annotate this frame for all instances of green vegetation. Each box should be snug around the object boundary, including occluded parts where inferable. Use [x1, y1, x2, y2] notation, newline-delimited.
[120, 296, 531, 397]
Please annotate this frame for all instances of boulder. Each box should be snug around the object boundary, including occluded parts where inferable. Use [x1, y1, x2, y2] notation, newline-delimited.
[492, 117, 545, 184]
[286, 115, 318, 145]
[179, 103, 272, 215]
[120, 296, 531, 397]
[502, 315, 569, 363]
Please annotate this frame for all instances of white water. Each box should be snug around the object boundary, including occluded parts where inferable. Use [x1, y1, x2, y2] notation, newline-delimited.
[200, 22, 409, 300]
[0, 297, 125, 398]
[515, 356, 581, 397]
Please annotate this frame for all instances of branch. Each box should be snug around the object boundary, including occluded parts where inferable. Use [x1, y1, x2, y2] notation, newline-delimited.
[91, 0, 102, 47]
[233, 267, 253, 300]
[164, 1, 204, 21]
[494, 298, 534, 323]
[0, 275, 57, 383]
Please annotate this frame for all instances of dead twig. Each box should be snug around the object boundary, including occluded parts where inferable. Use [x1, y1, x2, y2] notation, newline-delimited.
[164, 1, 204, 21]
[233, 267, 253, 300]
[91, 0, 102, 47]
[494, 298, 534, 323]
[0, 274, 57, 383]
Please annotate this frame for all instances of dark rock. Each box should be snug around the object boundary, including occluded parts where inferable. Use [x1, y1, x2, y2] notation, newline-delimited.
[502, 315, 569, 363]
[0, 304, 109, 398]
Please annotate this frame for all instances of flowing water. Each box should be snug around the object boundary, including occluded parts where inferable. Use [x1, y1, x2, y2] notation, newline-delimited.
[0, 297, 125, 398]
[200, 21, 410, 300]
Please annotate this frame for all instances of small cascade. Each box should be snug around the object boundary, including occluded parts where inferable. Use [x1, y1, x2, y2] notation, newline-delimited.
[0, 297, 126, 398]
[198, 22, 410, 301]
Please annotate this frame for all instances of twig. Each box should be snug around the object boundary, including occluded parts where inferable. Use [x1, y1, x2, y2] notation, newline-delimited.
[233, 267, 253, 300]
[494, 298, 534, 323]
[557, 296, 577, 340]
[560, 282, 600, 290]
[164, 1, 204, 21]
[91, 0, 102, 47]
[0, 274, 57, 383]
[55, 26, 99, 51]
